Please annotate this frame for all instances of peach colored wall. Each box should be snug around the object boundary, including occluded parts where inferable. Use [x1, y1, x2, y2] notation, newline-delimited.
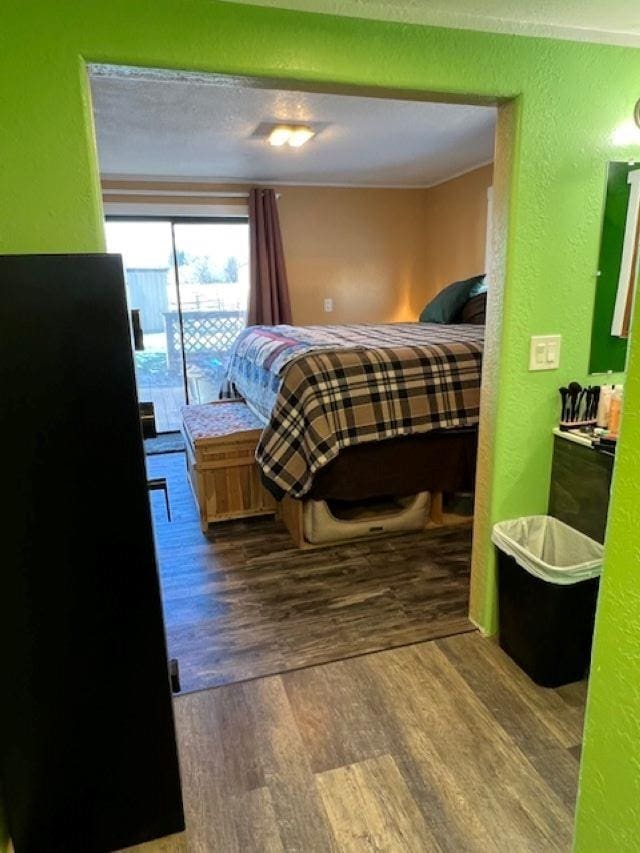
[277, 185, 429, 324]
[410, 163, 494, 317]
[277, 167, 492, 324]
[102, 166, 492, 324]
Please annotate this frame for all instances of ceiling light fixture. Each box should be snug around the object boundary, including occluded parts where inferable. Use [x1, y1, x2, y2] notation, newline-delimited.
[268, 126, 293, 147]
[287, 127, 315, 148]
[268, 125, 315, 148]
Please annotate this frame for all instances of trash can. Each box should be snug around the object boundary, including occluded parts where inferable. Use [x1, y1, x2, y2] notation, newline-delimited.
[492, 515, 603, 688]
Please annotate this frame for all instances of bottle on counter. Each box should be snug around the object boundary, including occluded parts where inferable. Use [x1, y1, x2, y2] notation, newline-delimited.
[608, 385, 624, 435]
[596, 385, 613, 429]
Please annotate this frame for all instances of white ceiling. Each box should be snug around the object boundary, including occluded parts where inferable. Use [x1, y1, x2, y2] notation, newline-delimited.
[222, 0, 640, 47]
[90, 67, 496, 187]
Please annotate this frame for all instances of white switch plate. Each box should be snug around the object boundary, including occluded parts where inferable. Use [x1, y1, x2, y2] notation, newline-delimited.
[529, 335, 561, 371]
[324, 298, 333, 313]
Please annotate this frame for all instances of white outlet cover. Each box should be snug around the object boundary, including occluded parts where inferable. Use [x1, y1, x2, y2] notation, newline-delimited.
[324, 298, 333, 312]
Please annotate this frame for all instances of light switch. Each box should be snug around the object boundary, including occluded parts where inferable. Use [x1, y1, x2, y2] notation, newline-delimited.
[324, 298, 333, 313]
[529, 335, 561, 371]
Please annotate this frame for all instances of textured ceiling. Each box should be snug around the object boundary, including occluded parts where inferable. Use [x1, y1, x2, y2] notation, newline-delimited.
[90, 68, 496, 187]
[221, 0, 640, 46]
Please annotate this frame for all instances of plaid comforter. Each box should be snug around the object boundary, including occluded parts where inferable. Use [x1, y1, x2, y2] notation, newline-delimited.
[221, 323, 484, 498]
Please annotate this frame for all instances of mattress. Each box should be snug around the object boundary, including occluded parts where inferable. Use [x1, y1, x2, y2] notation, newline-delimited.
[221, 322, 484, 499]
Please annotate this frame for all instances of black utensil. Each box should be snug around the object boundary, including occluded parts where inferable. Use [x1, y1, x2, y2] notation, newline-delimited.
[577, 389, 587, 422]
[568, 382, 582, 422]
[559, 387, 568, 422]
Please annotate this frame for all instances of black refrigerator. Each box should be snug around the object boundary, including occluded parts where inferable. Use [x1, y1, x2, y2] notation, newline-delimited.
[0, 254, 185, 851]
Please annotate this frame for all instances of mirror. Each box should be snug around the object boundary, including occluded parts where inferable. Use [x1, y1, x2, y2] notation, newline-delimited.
[589, 161, 640, 373]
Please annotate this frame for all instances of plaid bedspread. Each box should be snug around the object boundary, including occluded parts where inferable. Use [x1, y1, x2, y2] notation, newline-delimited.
[221, 323, 484, 498]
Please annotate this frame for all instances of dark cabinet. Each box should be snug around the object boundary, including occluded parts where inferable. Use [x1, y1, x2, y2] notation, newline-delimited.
[0, 255, 184, 852]
[549, 434, 614, 544]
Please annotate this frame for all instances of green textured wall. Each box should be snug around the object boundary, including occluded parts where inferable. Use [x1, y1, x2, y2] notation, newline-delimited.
[575, 353, 640, 849]
[2, 1, 640, 848]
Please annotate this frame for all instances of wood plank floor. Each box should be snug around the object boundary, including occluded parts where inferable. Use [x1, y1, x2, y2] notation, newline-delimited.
[147, 453, 474, 693]
[121, 632, 587, 853]
[139, 384, 185, 433]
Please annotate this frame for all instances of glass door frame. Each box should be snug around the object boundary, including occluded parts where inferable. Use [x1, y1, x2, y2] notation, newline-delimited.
[106, 214, 249, 428]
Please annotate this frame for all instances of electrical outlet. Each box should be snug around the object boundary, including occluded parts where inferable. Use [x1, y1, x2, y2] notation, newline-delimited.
[324, 298, 333, 313]
[529, 335, 561, 371]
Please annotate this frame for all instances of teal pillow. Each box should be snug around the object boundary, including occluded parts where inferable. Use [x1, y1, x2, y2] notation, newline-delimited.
[419, 275, 485, 324]
[469, 276, 487, 297]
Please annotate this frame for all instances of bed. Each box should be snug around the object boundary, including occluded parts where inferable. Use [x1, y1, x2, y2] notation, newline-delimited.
[220, 294, 485, 502]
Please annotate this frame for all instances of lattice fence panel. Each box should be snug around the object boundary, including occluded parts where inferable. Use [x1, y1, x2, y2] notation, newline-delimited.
[164, 310, 245, 367]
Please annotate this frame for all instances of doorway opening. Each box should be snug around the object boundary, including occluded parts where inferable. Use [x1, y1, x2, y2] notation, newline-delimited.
[90, 63, 502, 695]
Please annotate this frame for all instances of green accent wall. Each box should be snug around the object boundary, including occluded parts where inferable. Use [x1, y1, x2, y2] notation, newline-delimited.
[2, 1, 640, 848]
[574, 339, 640, 848]
[589, 162, 633, 373]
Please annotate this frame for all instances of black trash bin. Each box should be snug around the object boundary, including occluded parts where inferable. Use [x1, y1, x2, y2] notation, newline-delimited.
[492, 516, 603, 688]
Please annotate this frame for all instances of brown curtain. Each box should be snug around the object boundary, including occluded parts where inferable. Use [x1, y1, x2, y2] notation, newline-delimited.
[247, 188, 292, 326]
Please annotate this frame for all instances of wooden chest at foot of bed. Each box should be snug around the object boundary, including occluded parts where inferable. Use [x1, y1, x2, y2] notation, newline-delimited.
[181, 401, 276, 532]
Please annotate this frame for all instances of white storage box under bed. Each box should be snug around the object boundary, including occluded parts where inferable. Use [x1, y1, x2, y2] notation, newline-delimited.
[302, 492, 430, 545]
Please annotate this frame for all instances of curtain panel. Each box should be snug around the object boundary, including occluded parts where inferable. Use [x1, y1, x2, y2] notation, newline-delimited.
[247, 188, 292, 326]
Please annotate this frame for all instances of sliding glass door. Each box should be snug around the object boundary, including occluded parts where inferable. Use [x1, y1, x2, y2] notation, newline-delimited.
[105, 220, 183, 433]
[172, 222, 248, 410]
[105, 217, 249, 432]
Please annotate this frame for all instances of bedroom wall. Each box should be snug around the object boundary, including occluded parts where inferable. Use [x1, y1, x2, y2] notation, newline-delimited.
[104, 168, 492, 325]
[3, 1, 640, 847]
[102, 180, 434, 324]
[411, 163, 494, 315]
[278, 185, 427, 324]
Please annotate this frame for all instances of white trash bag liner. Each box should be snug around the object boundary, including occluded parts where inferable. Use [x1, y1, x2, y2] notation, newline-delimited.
[492, 515, 603, 585]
